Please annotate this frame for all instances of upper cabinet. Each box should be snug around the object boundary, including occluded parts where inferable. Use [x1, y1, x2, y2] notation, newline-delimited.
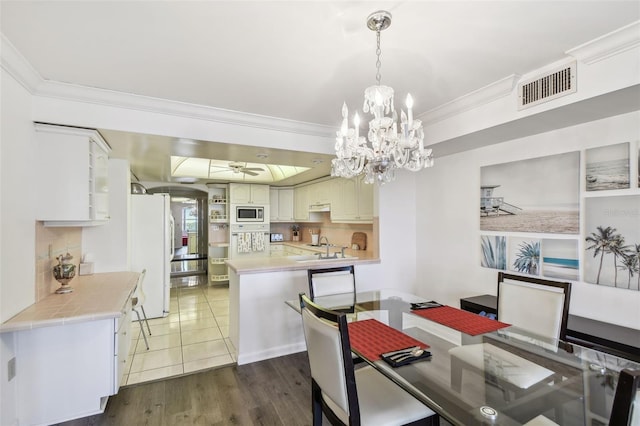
[291, 177, 373, 223]
[293, 185, 310, 221]
[270, 188, 294, 222]
[331, 175, 373, 223]
[229, 183, 270, 205]
[307, 179, 335, 206]
[35, 123, 111, 226]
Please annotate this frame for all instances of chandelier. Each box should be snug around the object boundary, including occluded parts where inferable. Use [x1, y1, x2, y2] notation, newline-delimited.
[331, 10, 434, 185]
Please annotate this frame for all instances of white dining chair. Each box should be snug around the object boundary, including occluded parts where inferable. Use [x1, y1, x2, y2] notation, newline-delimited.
[299, 293, 438, 426]
[132, 269, 151, 350]
[308, 265, 356, 313]
[497, 272, 571, 343]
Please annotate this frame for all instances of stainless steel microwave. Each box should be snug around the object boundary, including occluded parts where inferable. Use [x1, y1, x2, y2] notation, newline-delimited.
[235, 206, 264, 222]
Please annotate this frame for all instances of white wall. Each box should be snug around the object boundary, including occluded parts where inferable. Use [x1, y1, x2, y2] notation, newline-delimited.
[416, 111, 640, 329]
[82, 159, 130, 272]
[358, 171, 419, 294]
[1, 69, 36, 320]
[1, 65, 35, 426]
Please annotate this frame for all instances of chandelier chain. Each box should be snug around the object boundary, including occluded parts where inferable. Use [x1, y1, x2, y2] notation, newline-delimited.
[375, 30, 382, 85]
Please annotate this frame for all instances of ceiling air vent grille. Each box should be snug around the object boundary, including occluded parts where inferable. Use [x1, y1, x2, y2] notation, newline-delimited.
[518, 61, 576, 110]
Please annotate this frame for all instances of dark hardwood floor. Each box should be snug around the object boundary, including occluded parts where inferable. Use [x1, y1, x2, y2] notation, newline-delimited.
[56, 352, 313, 426]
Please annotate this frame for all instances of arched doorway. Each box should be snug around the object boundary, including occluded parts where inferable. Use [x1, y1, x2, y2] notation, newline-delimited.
[147, 186, 208, 277]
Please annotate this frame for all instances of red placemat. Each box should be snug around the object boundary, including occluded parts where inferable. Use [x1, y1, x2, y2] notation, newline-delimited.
[412, 306, 510, 336]
[347, 319, 429, 361]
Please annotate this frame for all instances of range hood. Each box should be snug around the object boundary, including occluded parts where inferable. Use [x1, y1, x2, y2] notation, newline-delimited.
[309, 203, 330, 212]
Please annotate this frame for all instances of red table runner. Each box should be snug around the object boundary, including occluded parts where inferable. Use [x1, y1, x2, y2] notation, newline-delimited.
[347, 319, 429, 361]
[411, 306, 510, 336]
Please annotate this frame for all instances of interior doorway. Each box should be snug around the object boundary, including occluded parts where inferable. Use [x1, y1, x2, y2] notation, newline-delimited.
[147, 186, 208, 277]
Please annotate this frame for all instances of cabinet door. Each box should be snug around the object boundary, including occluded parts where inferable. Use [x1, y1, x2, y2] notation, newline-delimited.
[35, 123, 111, 224]
[229, 183, 251, 204]
[357, 176, 374, 220]
[332, 178, 358, 221]
[16, 319, 115, 425]
[269, 189, 280, 221]
[250, 184, 270, 204]
[294, 185, 309, 221]
[308, 180, 332, 205]
[278, 189, 294, 221]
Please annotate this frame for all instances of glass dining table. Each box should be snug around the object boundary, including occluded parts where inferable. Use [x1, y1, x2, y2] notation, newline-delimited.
[285, 289, 638, 426]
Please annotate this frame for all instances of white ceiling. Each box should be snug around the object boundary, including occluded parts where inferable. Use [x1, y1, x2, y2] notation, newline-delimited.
[2, 1, 639, 184]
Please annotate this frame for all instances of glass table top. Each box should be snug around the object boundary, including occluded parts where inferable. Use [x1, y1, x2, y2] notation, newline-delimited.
[287, 289, 639, 425]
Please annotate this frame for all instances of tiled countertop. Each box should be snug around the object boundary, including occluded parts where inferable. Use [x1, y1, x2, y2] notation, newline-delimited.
[0, 271, 139, 333]
[226, 242, 379, 275]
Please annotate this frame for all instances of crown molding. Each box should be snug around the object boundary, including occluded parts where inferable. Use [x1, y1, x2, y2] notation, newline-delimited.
[1, 32, 334, 139]
[566, 20, 640, 65]
[0, 33, 42, 93]
[35, 80, 335, 138]
[417, 74, 520, 125]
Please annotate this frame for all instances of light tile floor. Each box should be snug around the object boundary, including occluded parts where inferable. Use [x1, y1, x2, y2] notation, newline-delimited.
[123, 275, 234, 386]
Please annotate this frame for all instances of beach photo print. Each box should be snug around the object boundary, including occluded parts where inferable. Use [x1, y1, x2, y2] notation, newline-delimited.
[584, 195, 640, 291]
[541, 238, 579, 281]
[586, 142, 630, 191]
[480, 152, 580, 234]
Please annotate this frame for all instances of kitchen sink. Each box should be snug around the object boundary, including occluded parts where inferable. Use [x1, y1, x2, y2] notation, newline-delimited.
[288, 254, 357, 262]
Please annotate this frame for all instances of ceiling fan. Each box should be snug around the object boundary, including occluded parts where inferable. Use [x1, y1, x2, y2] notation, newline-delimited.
[226, 162, 265, 177]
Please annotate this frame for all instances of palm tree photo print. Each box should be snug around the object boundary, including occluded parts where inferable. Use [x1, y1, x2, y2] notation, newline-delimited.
[508, 237, 541, 276]
[585, 195, 640, 290]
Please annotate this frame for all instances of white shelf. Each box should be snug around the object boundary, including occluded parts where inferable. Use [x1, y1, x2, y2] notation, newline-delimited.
[210, 215, 229, 223]
[209, 242, 229, 248]
[210, 274, 229, 282]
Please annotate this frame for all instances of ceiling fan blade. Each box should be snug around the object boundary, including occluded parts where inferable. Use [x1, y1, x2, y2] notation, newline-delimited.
[242, 170, 260, 176]
[242, 167, 264, 172]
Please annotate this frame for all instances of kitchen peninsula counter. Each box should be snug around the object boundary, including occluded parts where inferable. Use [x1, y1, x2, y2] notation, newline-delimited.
[0, 271, 139, 333]
[226, 242, 379, 275]
[227, 243, 378, 365]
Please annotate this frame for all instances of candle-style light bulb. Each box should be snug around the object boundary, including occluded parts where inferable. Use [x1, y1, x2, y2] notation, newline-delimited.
[354, 112, 360, 140]
[341, 102, 349, 136]
[406, 94, 414, 128]
[392, 110, 398, 135]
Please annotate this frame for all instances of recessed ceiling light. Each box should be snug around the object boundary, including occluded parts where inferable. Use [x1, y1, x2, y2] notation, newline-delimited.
[311, 159, 324, 165]
[256, 153, 269, 159]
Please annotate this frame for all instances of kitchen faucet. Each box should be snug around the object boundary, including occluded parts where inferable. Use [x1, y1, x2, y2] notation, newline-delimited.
[318, 236, 331, 258]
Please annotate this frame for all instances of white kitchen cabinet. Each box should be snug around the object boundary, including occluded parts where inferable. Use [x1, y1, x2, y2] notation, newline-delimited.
[293, 185, 310, 221]
[229, 183, 270, 204]
[270, 187, 294, 222]
[331, 175, 374, 223]
[115, 303, 133, 389]
[307, 179, 335, 206]
[35, 123, 111, 226]
[15, 294, 134, 425]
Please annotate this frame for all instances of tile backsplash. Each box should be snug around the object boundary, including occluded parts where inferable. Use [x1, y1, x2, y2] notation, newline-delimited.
[269, 213, 378, 256]
[35, 222, 82, 301]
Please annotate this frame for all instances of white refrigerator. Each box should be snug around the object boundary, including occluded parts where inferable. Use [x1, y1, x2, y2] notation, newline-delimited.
[131, 194, 174, 318]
